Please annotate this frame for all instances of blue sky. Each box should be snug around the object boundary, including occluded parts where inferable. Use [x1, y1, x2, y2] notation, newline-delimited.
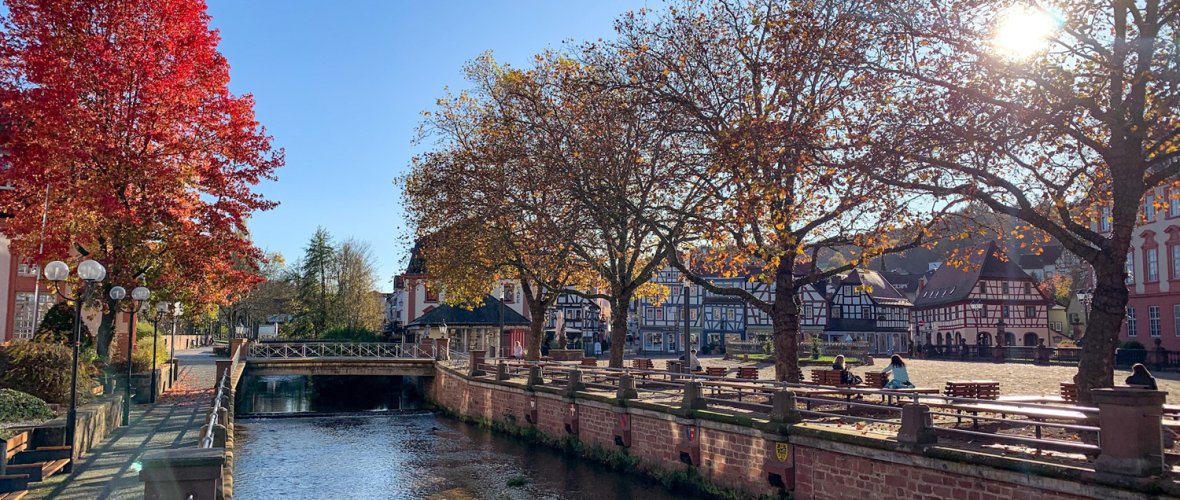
[207, 1, 649, 291]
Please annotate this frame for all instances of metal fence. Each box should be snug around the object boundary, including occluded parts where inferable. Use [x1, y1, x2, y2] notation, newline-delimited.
[247, 342, 428, 359]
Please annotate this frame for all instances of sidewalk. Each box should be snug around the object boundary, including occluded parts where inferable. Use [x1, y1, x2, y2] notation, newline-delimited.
[27, 345, 219, 500]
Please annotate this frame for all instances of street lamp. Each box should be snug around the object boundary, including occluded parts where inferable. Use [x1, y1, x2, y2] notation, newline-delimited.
[109, 285, 150, 420]
[681, 275, 691, 373]
[43, 259, 106, 449]
[1076, 289, 1093, 325]
[168, 302, 182, 363]
[498, 288, 506, 357]
[150, 302, 170, 403]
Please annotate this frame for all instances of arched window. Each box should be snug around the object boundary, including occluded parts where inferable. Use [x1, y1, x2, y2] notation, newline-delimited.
[1004, 332, 1016, 346]
[977, 332, 992, 346]
[937, 332, 944, 345]
[1023, 332, 1039, 347]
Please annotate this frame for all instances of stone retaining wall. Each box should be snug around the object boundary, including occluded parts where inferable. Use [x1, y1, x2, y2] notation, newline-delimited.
[29, 395, 124, 459]
[428, 365, 1178, 500]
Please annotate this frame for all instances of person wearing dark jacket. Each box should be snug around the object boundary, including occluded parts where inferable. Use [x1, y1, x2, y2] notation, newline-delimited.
[1125, 363, 1159, 390]
[832, 355, 861, 385]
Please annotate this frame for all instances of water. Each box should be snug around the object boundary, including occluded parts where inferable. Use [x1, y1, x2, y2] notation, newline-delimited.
[233, 375, 683, 500]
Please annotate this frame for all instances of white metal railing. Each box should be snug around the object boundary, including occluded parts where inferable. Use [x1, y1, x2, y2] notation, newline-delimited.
[247, 342, 430, 359]
[201, 343, 242, 449]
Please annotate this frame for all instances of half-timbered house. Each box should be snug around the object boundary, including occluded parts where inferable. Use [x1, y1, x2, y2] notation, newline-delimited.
[913, 242, 1052, 349]
[824, 269, 912, 354]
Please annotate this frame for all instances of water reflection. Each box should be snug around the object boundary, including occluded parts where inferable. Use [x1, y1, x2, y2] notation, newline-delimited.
[236, 374, 418, 414]
[234, 414, 684, 500]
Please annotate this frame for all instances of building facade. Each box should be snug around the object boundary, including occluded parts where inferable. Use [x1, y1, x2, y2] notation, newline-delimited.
[913, 242, 1053, 348]
[1116, 186, 1180, 349]
[824, 269, 912, 354]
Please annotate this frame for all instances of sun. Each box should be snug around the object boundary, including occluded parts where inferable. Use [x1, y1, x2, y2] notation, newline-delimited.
[993, 5, 1057, 59]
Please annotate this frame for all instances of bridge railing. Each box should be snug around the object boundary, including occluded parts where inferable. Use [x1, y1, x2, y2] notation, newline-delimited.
[247, 342, 430, 359]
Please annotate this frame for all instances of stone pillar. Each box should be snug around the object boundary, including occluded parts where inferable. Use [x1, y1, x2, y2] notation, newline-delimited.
[139, 448, 225, 500]
[526, 365, 545, 388]
[215, 360, 231, 385]
[469, 350, 487, 377]
[229, 338, 249, 358]
[768, 390, 800, 424]
[682, 381, 707, 410]
[496, 362, 510, 381]
[897, 404, 937, 447]
[1092, 388, 1167, 477]
[616, 374, 638, 400]
[566, 369, 586, 394]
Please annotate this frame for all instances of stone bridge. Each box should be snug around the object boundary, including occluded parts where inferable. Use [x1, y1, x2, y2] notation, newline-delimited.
[244, 342, 437, 377]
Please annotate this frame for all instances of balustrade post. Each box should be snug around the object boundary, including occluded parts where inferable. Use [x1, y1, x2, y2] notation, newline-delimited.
[897, 404, 937, 447]
[616, 374, 639, 400]
[682, 381, 707, 410]
[139, 449, 225, 500]
[1092, 388, 1167, 477]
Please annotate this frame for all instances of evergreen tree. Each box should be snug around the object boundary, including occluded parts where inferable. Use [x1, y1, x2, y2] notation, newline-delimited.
[298, 227, 336, 337]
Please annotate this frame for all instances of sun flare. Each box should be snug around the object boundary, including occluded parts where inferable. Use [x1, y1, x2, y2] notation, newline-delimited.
[993, 5, 1057, 59]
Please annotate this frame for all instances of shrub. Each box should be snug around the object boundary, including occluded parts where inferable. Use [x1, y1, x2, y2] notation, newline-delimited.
[0, 342, 93, 405]
[1119, 340, 1146, 350]
[131, 332, 169, 373]
[321, 327, 382, 343]
[33, 302, 93, 351]
[0, 389, 55, 423]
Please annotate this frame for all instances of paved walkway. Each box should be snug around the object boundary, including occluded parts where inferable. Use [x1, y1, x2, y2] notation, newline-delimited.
[27, 345, 219, 500]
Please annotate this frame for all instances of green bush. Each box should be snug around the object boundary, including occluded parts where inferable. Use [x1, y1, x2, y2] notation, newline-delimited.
[1119, 340, 1146, 350]
[0, 389, 55, 423]
[321, 327, 382, 343]
[33, 302, 93, 351]
[0, 342, 94, 405]
[131, 331, 170, 373]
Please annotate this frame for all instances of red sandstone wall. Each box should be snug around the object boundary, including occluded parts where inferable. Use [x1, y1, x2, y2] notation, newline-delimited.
[792, 446, 1089, 500]
[429, 368, 1107, 500]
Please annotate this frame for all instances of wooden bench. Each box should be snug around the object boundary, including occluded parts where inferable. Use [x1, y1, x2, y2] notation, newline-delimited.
[705, 367, 728, 378]
[864, 371, 889, 389]
[944, 381, 1000, 400]
[631, 358, 653, 370]
[737, 367, 760, 380]
[579, 358, 599, 367]
[1060, 382, 1078, 403]
[810, 369, 848, 386]
[2, 432, 70, 495]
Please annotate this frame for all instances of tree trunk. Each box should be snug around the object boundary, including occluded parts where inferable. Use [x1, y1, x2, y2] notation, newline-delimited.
[1074, 256, 1130, 403]
[771, 257, 802, 382]
[523, 290, 546, 362]
[608, 294, 632, 368]
[97, 295, 117, 359]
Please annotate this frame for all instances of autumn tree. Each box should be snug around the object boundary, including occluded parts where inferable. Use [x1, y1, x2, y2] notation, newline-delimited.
[406, 54, 592, 361]
[873, 0, 1180, 400]
[607, 0, 935, 380]
[333, 239, 384, 332]
[0, 0, 282, 357]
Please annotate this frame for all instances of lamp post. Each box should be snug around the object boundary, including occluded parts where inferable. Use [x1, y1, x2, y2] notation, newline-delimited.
[109, 285, 150, 421]
[681, 276, 691, 373]
[43, 259, 106, 449]
[168, 302, 181, 362]
[498, 288, 506, 356]
[1077, 289, 1093, 327]
[151, 302, 169, 403]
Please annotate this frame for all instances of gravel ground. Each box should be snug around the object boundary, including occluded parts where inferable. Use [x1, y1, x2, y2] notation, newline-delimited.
[699, 356, 1180, 402]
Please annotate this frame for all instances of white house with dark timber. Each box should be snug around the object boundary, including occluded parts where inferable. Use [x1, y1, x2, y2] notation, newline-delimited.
[824, 269, 912, 354]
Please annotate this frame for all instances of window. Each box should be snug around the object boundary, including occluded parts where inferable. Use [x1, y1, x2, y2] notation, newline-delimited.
[654, 308, 664, 321]
[1146, 193, 1157, 223]
[831, 306, 841, 319]
[980, 304, 988, 318]
[424, 285, 439, 303]
[1069, 312, 1080, 324]
[1150, 306, 1161, 337]
[566, 308, 580, 321]
[1174, 305, 1180, 337]
[1173, 246, 1180, 281]
[1127, 307, 1138, 337]
[978, 281, 987, 294]
[502, 283, 515, 303]
[1100, 206, 1112, 232]
[1002, 305, 1011, 318]
[1001, 282, 1010, 295]
[861, 306, 871, 318]
[1147, 248, 1160, 282]
[1025, 306, 1036, 318]
[1171, 189, 1180, 217]
[13, 293, 54, 340]
[1024, 282, 1032, 295]
[1126, 252, 1135, 284]
[16, 262, 37, 277]
[645, 308, 654, 321]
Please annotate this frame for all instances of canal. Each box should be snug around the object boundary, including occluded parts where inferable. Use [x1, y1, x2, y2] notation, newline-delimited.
[233, 375, 685, 499]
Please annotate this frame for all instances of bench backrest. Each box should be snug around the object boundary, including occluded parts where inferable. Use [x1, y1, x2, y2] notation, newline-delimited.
[706, 367, 728, 377]
[864, 372, 888, 388]
[944, 382, 1000, 399]
[580, 358, 598, 366]
[737, 367, 759, 379]
[811, 369, 845, 386]
[4, 432, 29, 461]
[632, 359, 653, 370]
[1060, 382, 1078, 403]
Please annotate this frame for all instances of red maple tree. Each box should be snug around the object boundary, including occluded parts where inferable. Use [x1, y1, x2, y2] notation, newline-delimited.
[0, 0, 282, 356]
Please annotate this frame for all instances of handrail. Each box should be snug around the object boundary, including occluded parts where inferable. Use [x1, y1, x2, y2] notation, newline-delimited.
[246, 342, 432, 359]
[201, 343, 242, 449]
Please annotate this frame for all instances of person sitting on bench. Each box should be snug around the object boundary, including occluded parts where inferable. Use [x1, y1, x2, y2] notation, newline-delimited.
[687, 349, 703, 371]
[1125, 363, 1158, 390]
[881, 354, 915, 389]
[832, 355, 861, 385]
